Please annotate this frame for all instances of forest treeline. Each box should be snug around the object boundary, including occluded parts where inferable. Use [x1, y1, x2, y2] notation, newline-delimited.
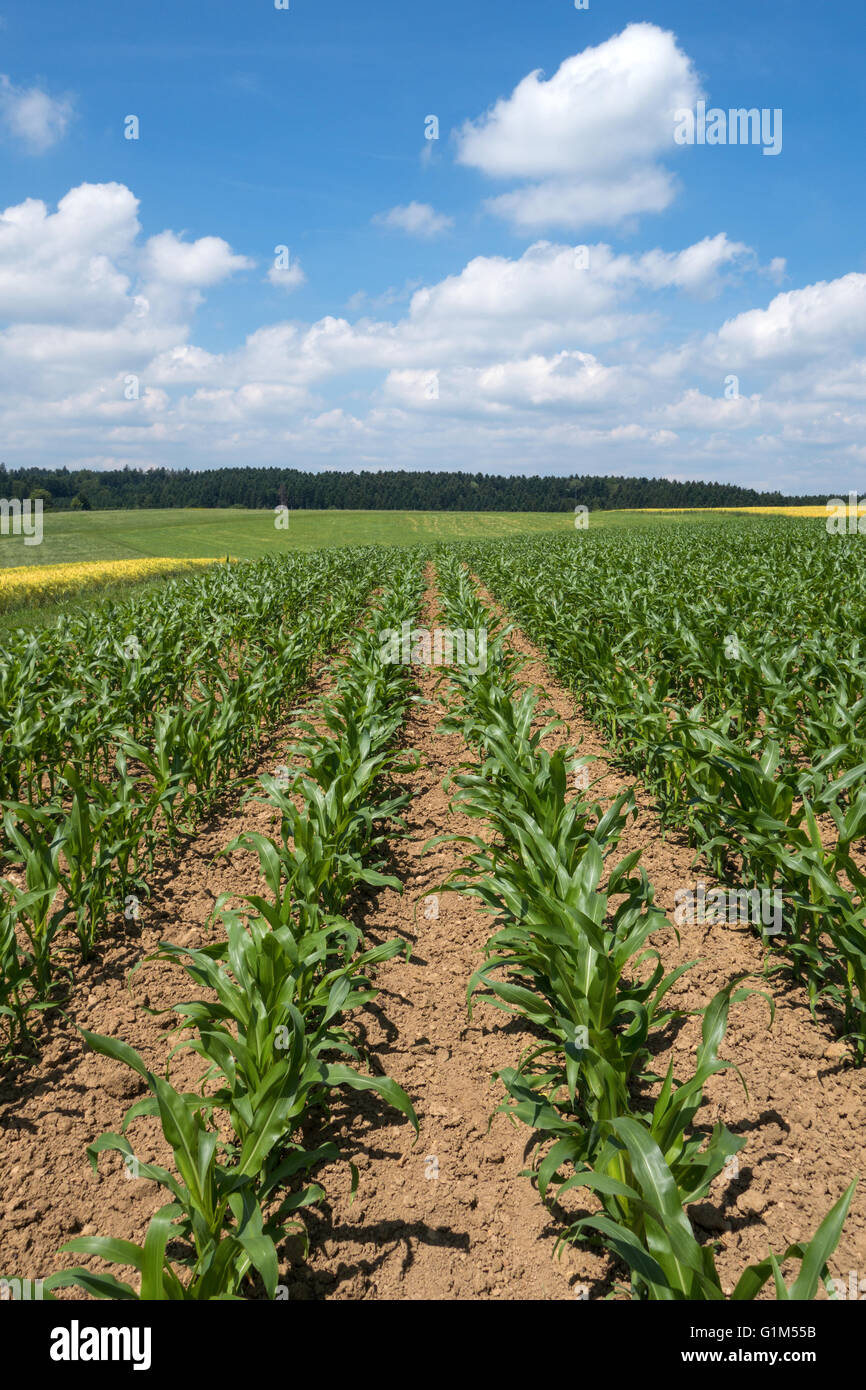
[0, 464, 827, 512]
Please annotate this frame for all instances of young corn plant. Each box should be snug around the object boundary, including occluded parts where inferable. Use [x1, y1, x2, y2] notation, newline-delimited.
[0, 804, 66, 994]
[47, 1031, 284, 1301]
[0, 885, 42, 1051]
[147, 906, 418, 1190]
[564, 1117, 856, 1302]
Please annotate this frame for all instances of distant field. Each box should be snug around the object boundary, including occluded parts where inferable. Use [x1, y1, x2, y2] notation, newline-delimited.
[0, 507, 576, 568]
[0, 505, 796, 630]
[0, 504, 778, 572]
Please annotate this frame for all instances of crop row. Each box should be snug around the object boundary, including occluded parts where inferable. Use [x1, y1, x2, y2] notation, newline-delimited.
[430, 554, 856, 1300]
[454, 522, 866, 1059]
[40, 558, 426, 1299]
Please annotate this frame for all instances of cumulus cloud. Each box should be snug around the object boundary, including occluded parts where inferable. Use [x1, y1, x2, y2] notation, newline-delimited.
[705, 273, 866, 365]
[656, 388, 765, 429]
[624, 234, 755, 296]
[372, 202, 455, 237]
[143, 231, 253, 287]
[0, 74, 74, 152]
[456, 24, 702, 230]
[0, 179, 862, 490]
[0, 183, 138, 324]
[147, 344, 224, 385]
[383, 351, 627, 414]
[392, 236, 756, 363]
[0, 185, 255, 342]
[486, 167, 677, 233]
[0, 183, 253, 399]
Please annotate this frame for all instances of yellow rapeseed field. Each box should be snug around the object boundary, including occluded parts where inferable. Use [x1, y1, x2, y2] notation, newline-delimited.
[643, 505, 866, 518]
[0, 556, 226, 609]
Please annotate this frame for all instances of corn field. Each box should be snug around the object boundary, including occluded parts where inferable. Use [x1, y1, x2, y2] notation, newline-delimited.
[0, 521, 863, 1305]
[460, 520, 866, 1060]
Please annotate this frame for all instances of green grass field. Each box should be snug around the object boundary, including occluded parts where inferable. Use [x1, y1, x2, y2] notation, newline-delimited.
[0, 504, 765, 570]
[0, 507, 572, 568]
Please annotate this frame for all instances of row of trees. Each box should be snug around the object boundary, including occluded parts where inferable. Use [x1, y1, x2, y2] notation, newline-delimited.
[0, 464, 828, 512]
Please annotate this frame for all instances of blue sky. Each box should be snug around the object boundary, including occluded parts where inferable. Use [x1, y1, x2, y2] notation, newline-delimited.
[0, 0, 863, 489]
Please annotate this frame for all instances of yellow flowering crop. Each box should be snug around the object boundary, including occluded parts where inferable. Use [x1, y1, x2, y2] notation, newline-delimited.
[641, 505, 866, 518]
[0, 556, 228, 610]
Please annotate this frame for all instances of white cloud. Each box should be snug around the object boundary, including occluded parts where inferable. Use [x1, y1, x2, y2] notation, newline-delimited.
[147, 344, 224, 385]
[706, 273, 866, 365]
[140, 229, 253, 323]
[0, 183, 252, 399]
[486, 167, 678, 233]
[0, 183, 139, 325]
[626, 234, 755, 296]
[0, 179, 861, 491]
[456, 24, 702, 230]
[391, 236, 756, 363]
[143, 230, 253, 287]
[266, 253, 306, 292]
[373, 202, 455, 237]
[383, 351, 627, 413]
[656, 388, 765, 429]
[0, 74, 74, 152]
